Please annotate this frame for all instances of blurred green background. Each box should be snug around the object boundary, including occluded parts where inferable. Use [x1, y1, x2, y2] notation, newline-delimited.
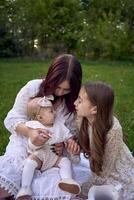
[0, 0, 134, 60]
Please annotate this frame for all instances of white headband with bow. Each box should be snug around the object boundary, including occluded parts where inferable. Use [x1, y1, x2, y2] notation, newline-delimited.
[37, 95, 54, 107]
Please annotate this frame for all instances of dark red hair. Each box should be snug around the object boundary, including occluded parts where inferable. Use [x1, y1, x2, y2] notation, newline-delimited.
[37, 54, 82, 113]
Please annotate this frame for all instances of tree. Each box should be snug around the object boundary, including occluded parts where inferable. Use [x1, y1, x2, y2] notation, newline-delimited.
[80, 0, 134, 59]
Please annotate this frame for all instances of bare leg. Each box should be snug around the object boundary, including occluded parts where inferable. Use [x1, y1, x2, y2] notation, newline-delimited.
[0, 188, 12, 198]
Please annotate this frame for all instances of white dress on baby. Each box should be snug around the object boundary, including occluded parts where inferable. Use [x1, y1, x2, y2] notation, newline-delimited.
[26, 120, 72, 171]
[0, 79, 91, 200]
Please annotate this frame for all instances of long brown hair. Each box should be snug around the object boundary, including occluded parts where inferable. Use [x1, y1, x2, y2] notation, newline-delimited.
[37, 54, 82, 113]
[79, 82, 114, 175]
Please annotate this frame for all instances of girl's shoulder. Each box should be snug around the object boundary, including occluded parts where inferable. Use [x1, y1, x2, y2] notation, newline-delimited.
[107, 116, 123, 141]
[112, 116, 122, 131]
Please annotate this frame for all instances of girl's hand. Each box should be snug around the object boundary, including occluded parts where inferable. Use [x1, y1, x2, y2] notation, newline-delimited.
[28, 128, 51, 146]
[51, 142, 64, 156]
[66, 138, 80, 155]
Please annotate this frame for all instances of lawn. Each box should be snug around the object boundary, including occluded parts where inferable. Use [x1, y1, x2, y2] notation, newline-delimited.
[0, 59, 134, 154]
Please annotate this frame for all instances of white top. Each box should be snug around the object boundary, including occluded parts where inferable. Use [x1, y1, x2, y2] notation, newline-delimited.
[26, 120, 72, 146]
[0, 79, 91, 200]
[4, 79, 77, 136]
[26, 120, 73, 171]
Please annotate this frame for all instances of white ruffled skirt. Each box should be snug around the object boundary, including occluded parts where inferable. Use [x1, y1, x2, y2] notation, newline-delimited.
[0, 134, 91, 200]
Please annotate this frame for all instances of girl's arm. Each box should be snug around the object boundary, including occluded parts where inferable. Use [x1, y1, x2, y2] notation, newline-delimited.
[91, 118, 123, 185]
[100, 117, 123, 178]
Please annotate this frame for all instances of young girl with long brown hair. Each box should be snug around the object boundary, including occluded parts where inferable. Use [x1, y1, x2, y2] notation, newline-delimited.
[74, 82, 134, 200]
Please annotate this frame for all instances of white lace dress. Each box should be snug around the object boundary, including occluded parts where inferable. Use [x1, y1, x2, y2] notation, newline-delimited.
[82, 117, 134, 200]
[26, 120, 73, 171]
[0, 79, 91, 200]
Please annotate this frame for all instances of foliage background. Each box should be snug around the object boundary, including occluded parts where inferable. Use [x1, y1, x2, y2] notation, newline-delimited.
[0, 0, 134, 60]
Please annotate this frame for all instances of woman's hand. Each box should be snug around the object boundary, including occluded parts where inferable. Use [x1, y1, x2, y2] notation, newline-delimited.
[66, 138, 80, 155]
[28, 128, 51, 146]
[51, 142, 64, 156]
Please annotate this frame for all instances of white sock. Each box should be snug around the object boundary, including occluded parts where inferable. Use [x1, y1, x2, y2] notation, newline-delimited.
[70, 154, 80, 164]
[21, 158, 38, 188]
[57, 157, 72, 179]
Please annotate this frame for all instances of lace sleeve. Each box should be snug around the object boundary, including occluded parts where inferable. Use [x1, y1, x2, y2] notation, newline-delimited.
[101, 117, 123, 178]
[4, 79, 42, 134]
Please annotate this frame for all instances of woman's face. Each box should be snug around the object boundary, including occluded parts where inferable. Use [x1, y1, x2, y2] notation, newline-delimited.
[74, 87, 96, 119]
[55, 80, 70, 96]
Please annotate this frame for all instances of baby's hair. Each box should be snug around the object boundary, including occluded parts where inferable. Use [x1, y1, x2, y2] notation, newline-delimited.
[27, 97, 52, 120]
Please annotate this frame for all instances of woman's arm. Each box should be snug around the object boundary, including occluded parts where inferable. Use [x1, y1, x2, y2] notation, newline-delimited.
[15, 123, 31, 137]
[65, 113, 78, 136]
[4, 79, 42, 135]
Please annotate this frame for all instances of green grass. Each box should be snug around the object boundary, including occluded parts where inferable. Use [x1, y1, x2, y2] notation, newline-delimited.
[0, 59, 134, 154]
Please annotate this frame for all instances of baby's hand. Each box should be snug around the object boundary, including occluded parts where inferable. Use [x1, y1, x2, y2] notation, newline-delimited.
[29, 128, 51, 146]
[39, 131, 52, 143]
[66, 138, 80, 155]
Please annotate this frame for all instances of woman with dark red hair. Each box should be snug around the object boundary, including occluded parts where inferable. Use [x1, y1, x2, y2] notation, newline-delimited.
[0, 54, 83, 200]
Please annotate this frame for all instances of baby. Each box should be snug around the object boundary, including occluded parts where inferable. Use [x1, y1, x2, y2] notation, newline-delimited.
[16, 95, 81, 200]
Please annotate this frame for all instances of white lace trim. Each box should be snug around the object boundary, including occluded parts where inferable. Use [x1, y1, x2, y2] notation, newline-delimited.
[31, 195, 84, 200]
[0, 175, 19, 196]
[32, 195, 71, 200]
[0, 175, 72, 200]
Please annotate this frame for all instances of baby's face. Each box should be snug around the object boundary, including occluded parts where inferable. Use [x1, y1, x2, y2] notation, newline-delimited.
[39, 107, 56, 126]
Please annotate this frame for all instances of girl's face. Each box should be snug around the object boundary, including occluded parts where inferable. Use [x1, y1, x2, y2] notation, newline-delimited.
[38, 107, 56, 126]
[74, 87, 97, 119]
[55, 80, 70, 96]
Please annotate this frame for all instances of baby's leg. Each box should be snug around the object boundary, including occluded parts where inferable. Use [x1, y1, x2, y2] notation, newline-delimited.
[57, 157, 81, 195]
[21, 154, 42, 187]
[57, 157, 72, 179]
[16, 155, 42, 200]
